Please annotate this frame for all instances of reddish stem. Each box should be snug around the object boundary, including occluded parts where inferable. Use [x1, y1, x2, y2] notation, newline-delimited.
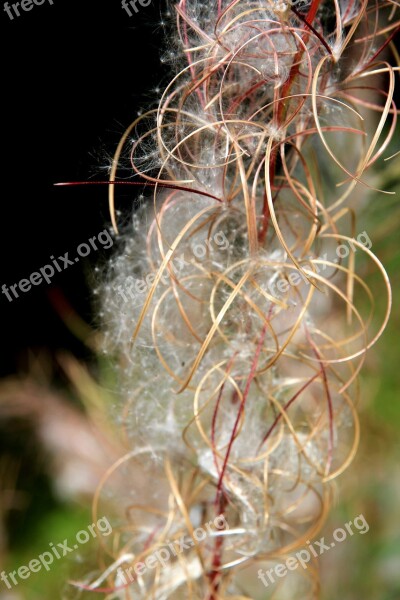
[260, 0, 327, 240]
[55, 180, 223, 203]
[257, 369, 323, 452]
[305, 327, 334, 473]
[207, 322, 269, 599]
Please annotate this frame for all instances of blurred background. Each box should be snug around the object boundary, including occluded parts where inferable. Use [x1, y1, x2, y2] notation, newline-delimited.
[1, 2, 399, 598]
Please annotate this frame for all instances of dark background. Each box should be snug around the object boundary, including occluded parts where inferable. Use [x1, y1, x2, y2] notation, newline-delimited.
[1, 0, 168, 377]
[2, 2, 398, 378]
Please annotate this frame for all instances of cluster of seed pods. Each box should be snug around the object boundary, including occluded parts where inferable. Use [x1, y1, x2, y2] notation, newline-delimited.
[76, 2, 398, 599]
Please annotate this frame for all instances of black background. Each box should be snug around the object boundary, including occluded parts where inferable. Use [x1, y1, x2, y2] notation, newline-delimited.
[1, 0, 168, 376]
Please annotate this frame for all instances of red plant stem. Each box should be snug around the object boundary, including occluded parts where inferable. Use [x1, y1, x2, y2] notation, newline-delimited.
[257, 369, 323, 452]
[207, 322, 269, 599]
[361, 26, 400, 71]
[278, 0, 325, 126]
[206, 495, 227, 600]
[305, 327, 334, 473]
[291, 5, 333, 57]
[211, 354, 238, 476]
[259, 0, 328, 243]
[214, 322, 269, 508]
[55, 180, 223, 203]
[304, 0, 323, 26]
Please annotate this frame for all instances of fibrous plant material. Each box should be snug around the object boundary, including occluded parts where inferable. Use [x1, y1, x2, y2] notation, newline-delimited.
[77, 1, 399, 598]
